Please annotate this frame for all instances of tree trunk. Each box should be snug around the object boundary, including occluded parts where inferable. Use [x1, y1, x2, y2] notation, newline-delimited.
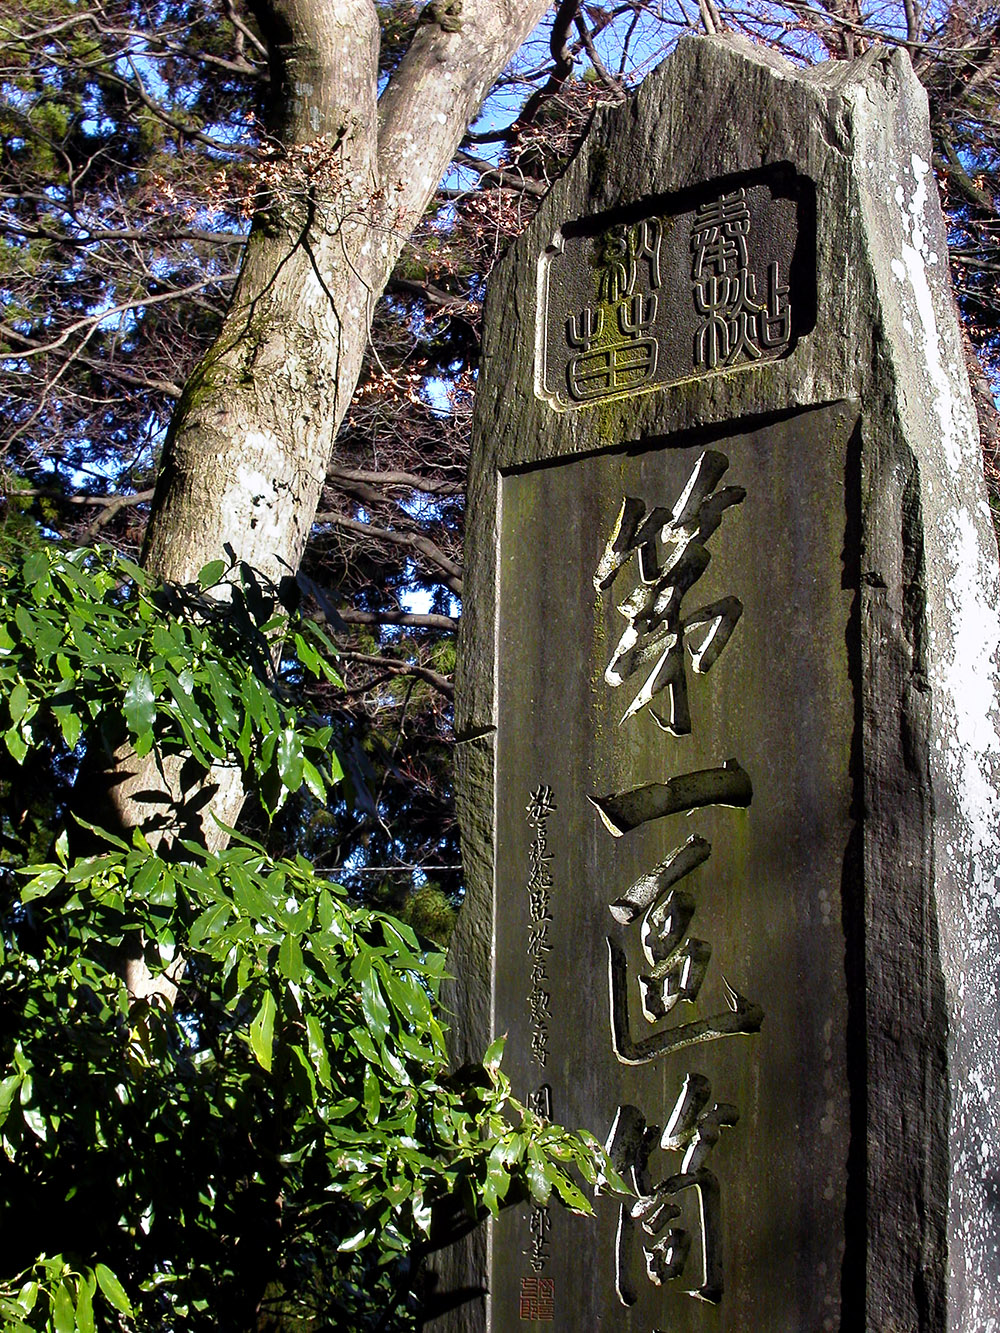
[104, 0, 551, 842]
[143, 0, 551, 589]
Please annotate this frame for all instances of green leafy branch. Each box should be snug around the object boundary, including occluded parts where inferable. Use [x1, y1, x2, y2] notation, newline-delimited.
[0, 540, 624, 1330]
[0, 1258, 132, 1333]
[0, 543, 342, 821]
[3, 827, 616, 1328]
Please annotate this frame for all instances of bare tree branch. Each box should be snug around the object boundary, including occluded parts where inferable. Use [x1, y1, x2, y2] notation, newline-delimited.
[0, 219, 247, 247]
[315, 511, 463, 593]
[387, 275, 476, 312]
[0, 278, 233, 361]
[3, 487, 155, 508]
[326, 465, 462, 495]
[517, 0, 580, 128]
[574, 13, 628, 100]
[337, 607, 458, 631]
[453, 149, 548, 197]
[336, 649, 454, 699]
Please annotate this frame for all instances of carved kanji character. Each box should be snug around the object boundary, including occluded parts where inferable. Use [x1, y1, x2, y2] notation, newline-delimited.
[594, 452, 745, 734]
[603, 1076, 738, 1307]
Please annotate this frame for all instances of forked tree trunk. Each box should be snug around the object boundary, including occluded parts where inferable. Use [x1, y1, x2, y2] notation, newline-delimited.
[101, 0, 551, 845]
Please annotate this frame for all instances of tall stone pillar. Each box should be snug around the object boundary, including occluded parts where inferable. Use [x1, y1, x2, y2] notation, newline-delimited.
[438, 36, 1000, 1333]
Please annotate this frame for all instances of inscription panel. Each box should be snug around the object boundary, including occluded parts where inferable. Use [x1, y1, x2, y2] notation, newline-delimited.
[535, 167, 813, 410]
[493, 404, 855, 1331]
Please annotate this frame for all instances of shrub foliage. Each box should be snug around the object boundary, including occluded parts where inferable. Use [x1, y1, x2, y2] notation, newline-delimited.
[0, 545, 613, 1331]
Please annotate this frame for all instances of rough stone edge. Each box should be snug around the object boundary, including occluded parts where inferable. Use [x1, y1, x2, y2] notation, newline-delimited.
[848, 50, 1000, 1332]
[423, 734, 495, 1333]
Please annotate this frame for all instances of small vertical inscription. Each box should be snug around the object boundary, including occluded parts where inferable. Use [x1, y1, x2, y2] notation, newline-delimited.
[526, 785, 556, 1067]
[522, 798, 556, 1321]
[524, 1084, 554, 1275]
[536, 168, 807, 409]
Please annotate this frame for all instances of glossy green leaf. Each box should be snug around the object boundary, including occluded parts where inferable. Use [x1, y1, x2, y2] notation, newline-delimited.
[249, 992, 277, 1072]
[70, 817, 130, 852]
[95, 1265, 133, 1317]
[51, 703, 82, 749]
[301, 757, 326, 803]
[305, 1015, 331, 1089]
[338, 1227, 373, 1253]
[231, 868, 272, 920]
[207, 675, 239, 732]
[147, 868, 176, 909]
[197, 559, 227, 589]
[350, 1025, 380, 1065]
[20, 867, 63, 902]
[123, 670, 156, 736]
[235, 708, 253, 766]
[483, 1036, 506, 1073]
[7, 680, 30, 724]
[363, 1064, 381, 1122]
[525, 1148, 553, 1204]
[278, 932, 303, 984]
[551, 1169, 591, 1214]
[382, 968, 431, 1027]
[75, 1274, 95, 1333]
[0, 1074, 22, 1126]
[275, 726, 303, 791]
[293, 632, 320, 674]
[188, 902, 231, 949]
[23, 1105, 48, 1140]
[0, 1311, 32, 1333]
[21, 551, 50, 589]
[16, 1279, 38, 1312]
[360, 968, 390, 1042]
[50, 1282, 75, 1333]
[4, 726, 28, 764]
[14, 604, 35, 641]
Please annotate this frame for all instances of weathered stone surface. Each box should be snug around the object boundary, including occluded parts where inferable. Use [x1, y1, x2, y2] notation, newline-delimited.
[435, 34, 1000, 1333]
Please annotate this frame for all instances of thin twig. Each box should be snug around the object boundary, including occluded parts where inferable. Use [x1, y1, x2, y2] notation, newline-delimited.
[315, 511, 463, 593]
[337, 650, 454, 699]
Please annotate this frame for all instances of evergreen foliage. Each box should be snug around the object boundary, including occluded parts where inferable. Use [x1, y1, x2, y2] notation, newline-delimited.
[0, 544, 614, 1331]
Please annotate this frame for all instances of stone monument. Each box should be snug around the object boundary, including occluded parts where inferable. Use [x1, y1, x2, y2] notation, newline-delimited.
[437, 35, 1000, 1333]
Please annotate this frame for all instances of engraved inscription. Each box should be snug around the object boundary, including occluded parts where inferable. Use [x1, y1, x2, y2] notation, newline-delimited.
[566, 219, 663, 402]
[494, 409, 854, 1327]
[590, 759, 752, 837]
[594, 450, 745, 733]
[603, 831, 763, 1067]
[691, 188, 791, 369]
[603, 1075, 738, 1306]
[526, 785, 555, 1067]
[537, 169, 806, 409]
[525, 1199, 553, 1276]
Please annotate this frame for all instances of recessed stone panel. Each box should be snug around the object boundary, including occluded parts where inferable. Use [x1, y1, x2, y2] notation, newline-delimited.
[491, 405, 854, 1330]
[536, 168, 813, 410]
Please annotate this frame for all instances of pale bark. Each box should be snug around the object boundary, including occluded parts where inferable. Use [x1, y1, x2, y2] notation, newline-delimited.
[104, 0, 552, 846]
[142, 0, 551, 591]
